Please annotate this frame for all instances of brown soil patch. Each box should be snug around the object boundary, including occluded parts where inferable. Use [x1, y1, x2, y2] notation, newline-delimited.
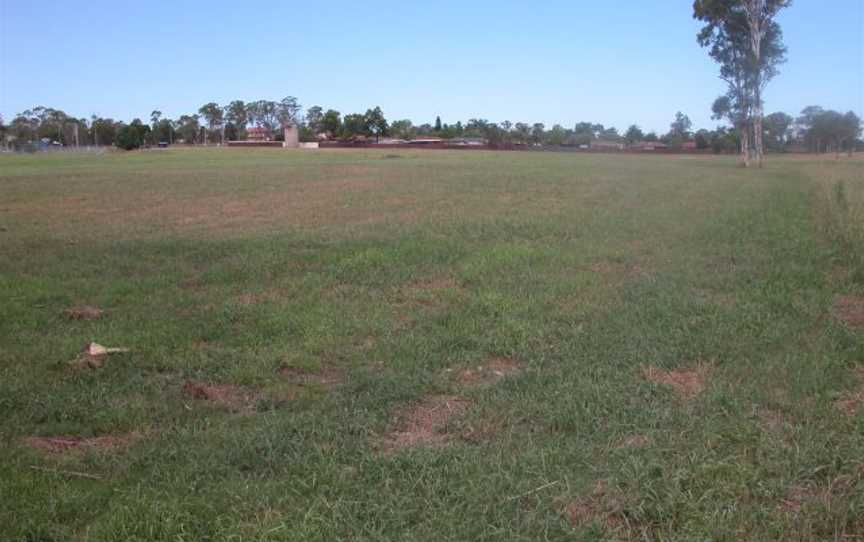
[778, 484, 823, 514]
[278, 366, 344, 387]
[452, 357, 522, 386]
[562, 480, 626, 530]
[834, 368, 864, 416]
[63, 305, 104, 320]
[778, 469, 863, 515]
[834, 392, 864, 416]
[182, 380, 259, 412]
[616, 434, 650, 449]
[381, 395, 469, 452]
[642, 364, 710, 399]
[834, 296, 864, 328]
[23, 432, 141, 454]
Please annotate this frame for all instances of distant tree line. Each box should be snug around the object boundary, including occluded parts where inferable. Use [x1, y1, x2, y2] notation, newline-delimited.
[1, 101, 859, 155]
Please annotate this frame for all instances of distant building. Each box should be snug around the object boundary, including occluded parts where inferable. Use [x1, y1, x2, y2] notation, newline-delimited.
[406, 137, 444, 145]
[247, 127, 273, 142]
[452, 137, 485, 146]
[629, 141, 669, 151]
[681, 141, 698, 150]
[591, 139, 625, 150]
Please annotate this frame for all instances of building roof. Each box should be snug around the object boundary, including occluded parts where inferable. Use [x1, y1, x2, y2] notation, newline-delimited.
[591, 139, 624, 147]
[629, 141, 668, 149]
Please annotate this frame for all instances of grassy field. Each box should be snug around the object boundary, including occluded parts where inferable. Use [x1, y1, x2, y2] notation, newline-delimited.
[1, 148, 862, 541]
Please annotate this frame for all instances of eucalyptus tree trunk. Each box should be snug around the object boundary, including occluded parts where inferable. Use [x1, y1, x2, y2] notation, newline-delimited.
[753, 91, 764, 167]
[746, 0, 765, 167]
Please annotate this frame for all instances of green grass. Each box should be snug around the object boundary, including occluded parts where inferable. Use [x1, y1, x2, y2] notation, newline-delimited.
[1, 148, 862, 541]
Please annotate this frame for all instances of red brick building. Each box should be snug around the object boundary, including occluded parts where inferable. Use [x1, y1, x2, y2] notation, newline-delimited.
[247, 127, 273, 142]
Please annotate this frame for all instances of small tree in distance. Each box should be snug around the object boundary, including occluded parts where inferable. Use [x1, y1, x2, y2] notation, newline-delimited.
[625, 125, 644, 144]
[364, 107, 388, 142]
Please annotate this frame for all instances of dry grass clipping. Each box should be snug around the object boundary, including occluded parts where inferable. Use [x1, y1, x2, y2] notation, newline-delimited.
[278, 366, 344, 387]
[23, 432, 141, 454]
[63, 305, 104, 320]
[452, 356, 522, 387]
[616, 434, 651, 449]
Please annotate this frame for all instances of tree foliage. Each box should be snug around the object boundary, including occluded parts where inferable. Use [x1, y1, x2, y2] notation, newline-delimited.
[625, 125, 644, 143]
[762, 111, 792, 150]
[114, 119, 151, 150]
[694, 0, 790, 166]
[669, 112, 693, 139]
[797, 107, 862, 155]
[277, 96, 301, 128]
[364, 107, 388, 141]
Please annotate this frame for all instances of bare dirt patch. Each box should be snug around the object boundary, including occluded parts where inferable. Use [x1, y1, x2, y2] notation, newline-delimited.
[834, 296, 864, 328]
[278, 366, 344, 387]
[381, 395, 469, 452]
[451, 357, 523, 387]
[182, 380, 259, 412]
[642, 364, 710, 399]
[778, 484, 821, 515]
[561, 480, 626, 531]
[63, 305, 104, 320]
[833, 369, 864, 416]
[834, 393, 864, 416]
[778, 468, 863, 516]
[23, 432, 141, 454]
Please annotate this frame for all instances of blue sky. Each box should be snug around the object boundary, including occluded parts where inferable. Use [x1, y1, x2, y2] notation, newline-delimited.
[1, 0, 861, 133]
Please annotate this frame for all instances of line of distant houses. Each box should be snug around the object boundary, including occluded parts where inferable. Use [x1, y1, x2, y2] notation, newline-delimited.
[316, 137, 693, 152]
[226, 126, 694, 152]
